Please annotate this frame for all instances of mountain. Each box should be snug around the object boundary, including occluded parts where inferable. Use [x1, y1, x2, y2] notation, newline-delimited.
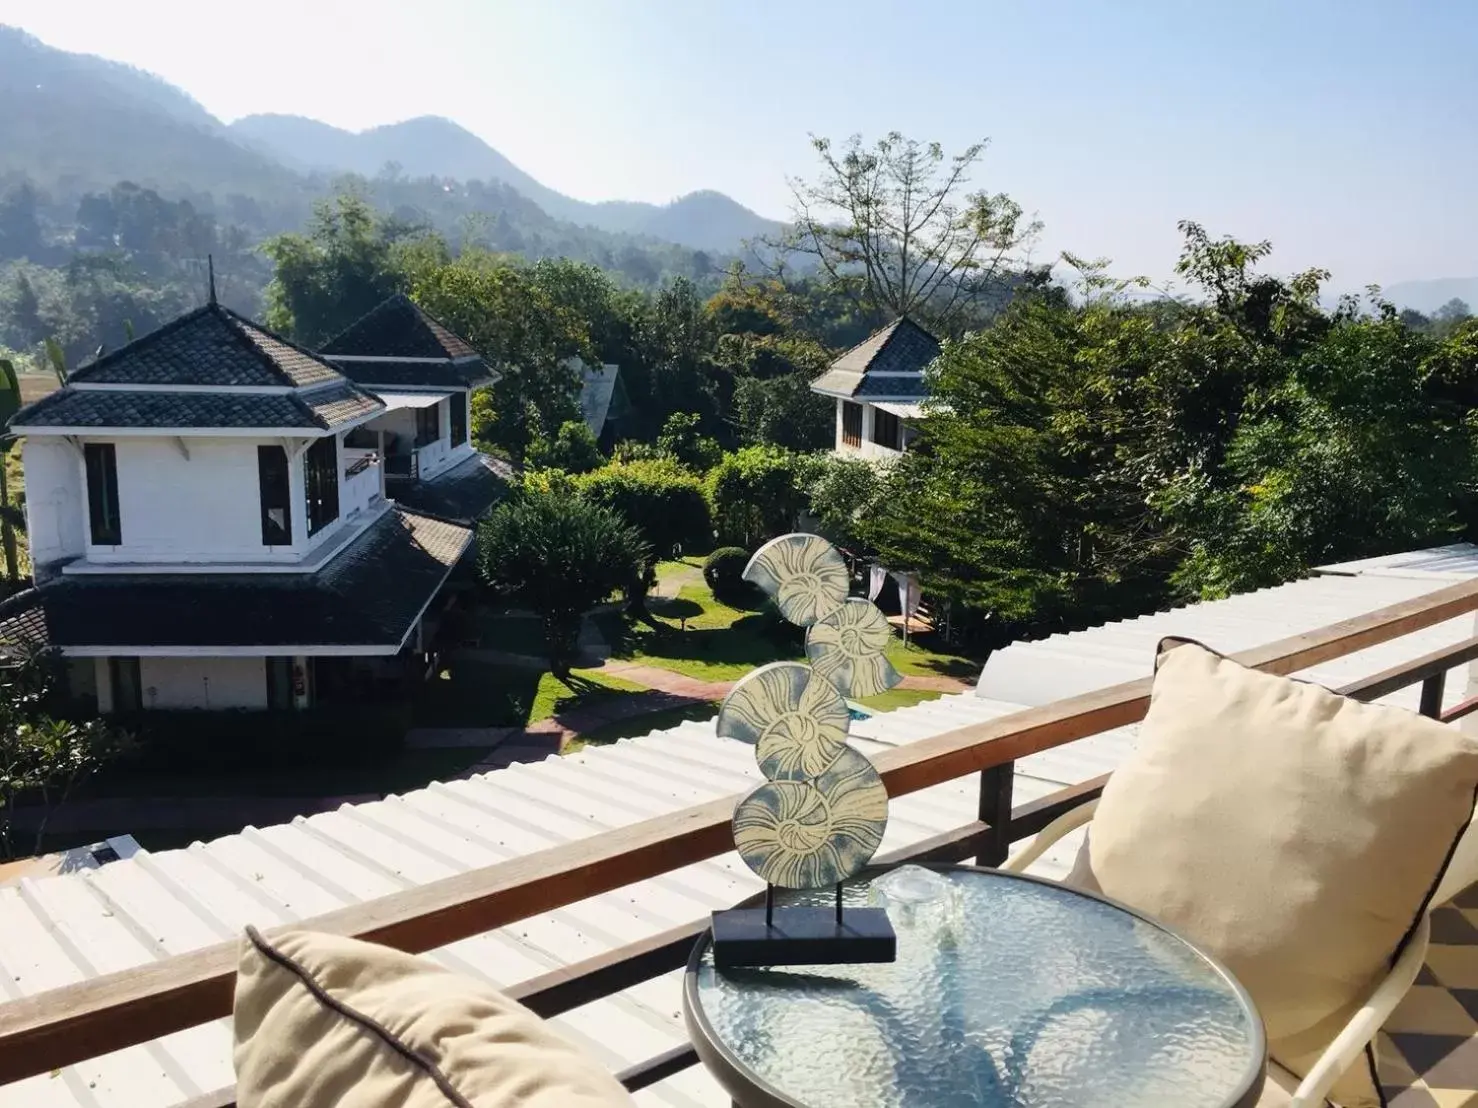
[1381, 278, 1478, 315]
[228, 113, 784, 253]
[0, 26, 313, 223]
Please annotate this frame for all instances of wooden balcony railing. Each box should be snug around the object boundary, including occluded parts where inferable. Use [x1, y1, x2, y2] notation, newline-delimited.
[5, 577, 1478, 1107]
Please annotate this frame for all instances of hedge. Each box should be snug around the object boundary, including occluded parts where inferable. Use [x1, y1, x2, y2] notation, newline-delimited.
[576, 459, 713, 558]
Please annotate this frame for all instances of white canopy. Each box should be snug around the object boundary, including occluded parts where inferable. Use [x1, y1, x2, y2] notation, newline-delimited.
[372, 391, 449, 411]
[873, 401, 928, 420]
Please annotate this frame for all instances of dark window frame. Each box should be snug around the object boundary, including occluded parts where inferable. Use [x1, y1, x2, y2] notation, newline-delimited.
[84, 442, 122, 545]
[257, 445, 292, 546]
[265, 657, 294, 710]
[841, 401, 863, 447]
[414, 403, 441, 448]
[449, 392, 467, 448]
[872, 407, 902, 450]
[304, 435, 340, 537]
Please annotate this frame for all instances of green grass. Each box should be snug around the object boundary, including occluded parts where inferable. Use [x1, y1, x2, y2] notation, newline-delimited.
[563, 700, 720, 755]
[885, 636, 981, 680]
[856, 687, 944, 713]
[613, 583, 802, 682]
[415, 659, 644, 728]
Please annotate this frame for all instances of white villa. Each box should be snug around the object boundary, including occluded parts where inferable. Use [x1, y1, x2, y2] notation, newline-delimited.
[0, 292, 503, 714]
[810, 316, 940, 458]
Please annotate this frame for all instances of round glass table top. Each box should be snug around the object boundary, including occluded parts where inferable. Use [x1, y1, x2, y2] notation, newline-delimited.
[684, 866, 1265, 1108]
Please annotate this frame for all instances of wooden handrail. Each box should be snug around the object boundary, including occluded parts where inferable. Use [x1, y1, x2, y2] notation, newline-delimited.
[2, 575, 1478, 1087]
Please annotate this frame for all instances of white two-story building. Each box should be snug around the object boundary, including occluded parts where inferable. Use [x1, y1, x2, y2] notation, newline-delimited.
[0, 293, 482, 714]
[811, 316, 940, 459]
[321, 293, 505, 523]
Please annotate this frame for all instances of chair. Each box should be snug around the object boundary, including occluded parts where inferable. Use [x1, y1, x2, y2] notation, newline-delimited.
[1004, 799, 1478, 1107]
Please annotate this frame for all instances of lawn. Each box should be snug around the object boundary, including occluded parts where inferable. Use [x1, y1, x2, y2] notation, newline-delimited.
[415, 659, 645, 728]
[563, 700, 720, 755]
[855, 687, 944, 712]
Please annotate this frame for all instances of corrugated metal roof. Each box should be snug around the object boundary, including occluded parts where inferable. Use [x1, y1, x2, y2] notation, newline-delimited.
[0, 691, 1106, 1108]
[8, 549, 1477, 1107]
[1315, 542, 1478, 581]
[977, 558, 1478, 715]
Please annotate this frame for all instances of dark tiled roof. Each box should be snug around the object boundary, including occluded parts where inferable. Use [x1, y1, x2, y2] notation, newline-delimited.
[10, 382, 382, 431]
[327, 357, 492, 389]
[67, 303, 343, 389]
[389, 453, 512, 523]
[811, 317, 940, 398]
[303, 383, 384, 429]
[321, 294, 480, 360]
[0, 508, 472, 651]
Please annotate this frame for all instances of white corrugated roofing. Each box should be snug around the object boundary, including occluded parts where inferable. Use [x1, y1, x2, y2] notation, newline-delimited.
[7, 545, 1478, 1107]
[977, 560, 1478, 715]
[0, 691, 1108, 1108]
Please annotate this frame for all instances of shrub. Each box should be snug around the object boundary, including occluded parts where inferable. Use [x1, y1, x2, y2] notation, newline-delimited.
[121, 701, 412, 772]
[610, 439, 666, 464]
[576, 459, 712, 557]
[703, 546, 751, 602]
[524, 419, 603, 474]
[656, 412, 722, 473]
[479, 491, 649, 676]
[706, 445, 806, 548]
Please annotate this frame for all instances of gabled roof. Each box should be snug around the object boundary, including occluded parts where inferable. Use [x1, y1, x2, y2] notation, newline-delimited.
[66, 302, 344, 389]
[0, 507, 472, 653]
[811, 316, 940, 400]
[10, 381, 381, 432]
[326, 357, 490, 390]
[321, 294, 480, 361]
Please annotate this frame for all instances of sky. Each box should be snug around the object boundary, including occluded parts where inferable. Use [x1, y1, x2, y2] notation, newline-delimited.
[1, 0, 1475, 290]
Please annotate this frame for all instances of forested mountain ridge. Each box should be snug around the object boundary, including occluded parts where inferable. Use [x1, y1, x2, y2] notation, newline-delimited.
[0, 26, 778, 256]
[228, 113, 784, 252]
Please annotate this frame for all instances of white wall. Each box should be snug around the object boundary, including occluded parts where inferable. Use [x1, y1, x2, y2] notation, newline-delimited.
[365, 397, 469, 481]
[88, 438, 282, 563]
[22, 438, 86, 571]
[834, 400, 904, 460]
[139, 657, 266, 710]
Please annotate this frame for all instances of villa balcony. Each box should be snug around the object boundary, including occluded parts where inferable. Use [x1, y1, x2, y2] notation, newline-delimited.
[4, 567, 1478, 1106]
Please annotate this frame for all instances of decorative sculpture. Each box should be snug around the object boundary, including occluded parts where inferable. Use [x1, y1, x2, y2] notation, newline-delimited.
[709, 533, 901, 968]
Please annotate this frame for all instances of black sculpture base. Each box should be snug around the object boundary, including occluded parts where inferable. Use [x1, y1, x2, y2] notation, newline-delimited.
[711, 904, 897, 969]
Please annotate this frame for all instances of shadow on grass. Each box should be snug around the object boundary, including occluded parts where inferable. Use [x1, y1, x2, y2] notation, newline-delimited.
[620, 612, 802, 670]
[414, 660, 544, 728]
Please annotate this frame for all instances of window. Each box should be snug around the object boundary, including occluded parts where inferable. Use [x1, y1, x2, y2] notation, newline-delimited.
[109, 657, 142, 713]
[415, 402, 441, 448]
[449, 392, 467, 448]
[304, 435, 340, 536]
[257, 446, 292, 546]
[872, 408, 902, 451]
[841, 401, 863, 447]
[84, 443, 122, 545]
[265, 657, 294, 710]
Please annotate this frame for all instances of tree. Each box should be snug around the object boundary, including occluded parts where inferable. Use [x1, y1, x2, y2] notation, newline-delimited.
[0, 358, 22, 584]
[478, 493, 649, 678]
[525, 419, 604, 474]
[767, 132, 1041, 333]
[576, 459, 713, 557]
[262, 192, 418, 344]
[0, 183, 44, 262]
[656, 412, 721, 472]
[795, 453, 885, 552]
[0, 647, 130, 861]
[730, 372, 832, 451]
[706, 446, 806, 548]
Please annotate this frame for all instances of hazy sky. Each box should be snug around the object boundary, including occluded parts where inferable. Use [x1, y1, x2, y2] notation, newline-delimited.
[2, 0, 1474, 289]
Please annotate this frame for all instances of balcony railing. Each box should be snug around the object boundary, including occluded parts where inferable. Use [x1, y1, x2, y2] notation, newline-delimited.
[4, 577, 1478, 1106]
[384, 450, 419, 480]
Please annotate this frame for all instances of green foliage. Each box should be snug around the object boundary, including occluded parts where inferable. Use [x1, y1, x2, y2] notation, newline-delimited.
[795, 452, 885, 552]
[705, 445, 806, 548]
[526, 419, 603, 474]
[610, 439, 667, 464]
[655, 412, 721, 472]
[478, 492, 649, 676]
[0, 647, 131, 860]
[576, 459, 712, 557]
[702, 546, 752, 603]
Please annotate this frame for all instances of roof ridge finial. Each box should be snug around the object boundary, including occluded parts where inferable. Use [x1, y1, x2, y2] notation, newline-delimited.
[207, 254, 217, 306]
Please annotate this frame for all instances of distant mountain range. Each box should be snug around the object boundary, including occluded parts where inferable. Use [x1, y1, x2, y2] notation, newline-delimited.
[1379, 278, 1478, 315]
[0, 25, 781, 256]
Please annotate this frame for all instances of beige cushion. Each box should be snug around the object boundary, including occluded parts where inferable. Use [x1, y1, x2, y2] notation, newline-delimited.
[1070, 641, 1478, 1108]
[233, 925, 633, 1108]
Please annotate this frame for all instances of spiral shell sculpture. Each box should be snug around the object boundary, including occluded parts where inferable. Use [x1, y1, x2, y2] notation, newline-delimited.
[720, 534, 901, 890]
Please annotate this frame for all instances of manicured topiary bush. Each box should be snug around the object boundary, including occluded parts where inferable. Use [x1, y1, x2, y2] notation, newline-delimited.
[576, 459, 712, 558]
[703, 546, 751, 602]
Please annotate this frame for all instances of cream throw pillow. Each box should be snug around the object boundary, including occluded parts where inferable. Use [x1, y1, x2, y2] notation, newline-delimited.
[233, 926, 633, 1108]
[1071, 641, 1478, 1108]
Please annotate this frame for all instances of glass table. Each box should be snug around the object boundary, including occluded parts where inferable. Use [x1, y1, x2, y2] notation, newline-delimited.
[683, 865, 1266, 1108]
